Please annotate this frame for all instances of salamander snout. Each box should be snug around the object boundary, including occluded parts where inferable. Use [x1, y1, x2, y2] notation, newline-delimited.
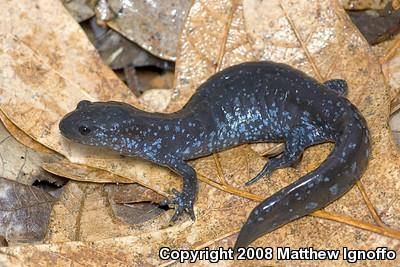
[59, 111, 88, 141]
[58, 105, 99, 145]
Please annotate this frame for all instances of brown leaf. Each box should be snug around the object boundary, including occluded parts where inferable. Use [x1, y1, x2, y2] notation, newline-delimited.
[90, 23, 174, 70]
[138, 88, 174, 112]
[107, 183, 164, 204]
[0, 120, 60, 186]
[0, 0, 399, 265]
[42, 160, 134, 184]
[171, 0, 255, 111]
[0, 178, 55, 244]
[105, 184, 166, 224]
[44, 181, 171, 243]
[62, 0, 96, 22]
[0, 0, 137, 104]
[107, 0, 192, 61]
[339, 0, 392, 10]
[347, 2, 400, 45]
[0, 111, 54, 154]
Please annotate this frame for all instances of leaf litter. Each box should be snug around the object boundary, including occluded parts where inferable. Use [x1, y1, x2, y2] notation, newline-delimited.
[0, 0, 398, 265]
[105, 0, 192, 61]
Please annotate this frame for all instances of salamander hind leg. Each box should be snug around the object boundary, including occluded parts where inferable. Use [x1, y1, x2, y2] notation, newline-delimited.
[245, 125, 321, 186]
[160, 159, 198, 221]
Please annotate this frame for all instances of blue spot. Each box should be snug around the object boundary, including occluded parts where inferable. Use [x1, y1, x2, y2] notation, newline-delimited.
[305, 202, 318, 210]
[329, 184, 338, 195]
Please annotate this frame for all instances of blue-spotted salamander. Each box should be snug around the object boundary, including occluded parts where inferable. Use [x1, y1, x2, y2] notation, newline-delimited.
[59, 61, 370, 248]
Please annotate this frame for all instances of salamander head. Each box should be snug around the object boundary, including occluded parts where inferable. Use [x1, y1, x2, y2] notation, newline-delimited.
[59, 100, 136, 148]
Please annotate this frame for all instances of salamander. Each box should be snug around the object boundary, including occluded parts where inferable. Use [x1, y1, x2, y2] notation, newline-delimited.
[59, 61, 370, 248]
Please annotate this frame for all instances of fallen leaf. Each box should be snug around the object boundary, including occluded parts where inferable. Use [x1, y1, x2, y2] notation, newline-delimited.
[138, 88, 174, 112]
[0, 0, 137, 104]
[107, 183, 165, 204]
[395, 0, 400, 10]
[89, 20, 174, 70]
[0, 177, 55, 244]
[348, 2, 400, 45]
[42, 160, 134, 184]
[339, 0, 392, 10]
[62, 0, 96, 22]
[0, 0, 399, 265]
[107, 0, 192, 61]
[0, 111, 54, 154]
[110, 202, 165, 225]
[106, 183, 166, 225]
[0, 120, 60, 186]
[44, 180, 174, 244]
[171, 0, 255, 111]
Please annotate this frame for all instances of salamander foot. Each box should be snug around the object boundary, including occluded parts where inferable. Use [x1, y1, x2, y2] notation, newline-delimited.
[161, 188, 196, 222]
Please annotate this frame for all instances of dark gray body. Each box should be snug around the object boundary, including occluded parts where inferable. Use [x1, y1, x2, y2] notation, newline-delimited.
[59, 61, 370, 248]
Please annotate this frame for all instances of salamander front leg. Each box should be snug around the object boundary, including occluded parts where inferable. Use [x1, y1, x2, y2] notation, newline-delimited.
[245, 126, 314, 186]
[160, 160, 197, 221]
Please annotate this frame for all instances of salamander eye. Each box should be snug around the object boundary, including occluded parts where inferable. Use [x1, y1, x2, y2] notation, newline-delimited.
[78, 125, 91, 135]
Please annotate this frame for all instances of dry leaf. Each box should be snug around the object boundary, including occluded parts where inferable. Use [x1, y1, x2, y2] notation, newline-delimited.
[107, 0, 192, 61]
[42, 160, 134, 184]
[0, 111, 54, 154]
[0, 0, 137, 104]
[105, 184, 166, 224]
[62, 0, 96, 22]
[347, 2, 400, 45]
[44, 180, 174, 244]
[90, 22, 174, 70]
[0, 177, 55, 244]
[0, 121, 60, 185]
[108, 183, 165, 203]
[0, 0, 399, 265]
[138, 88, 174, 112]
[339, 0, 392, 10]
[171, 0, 255, 111]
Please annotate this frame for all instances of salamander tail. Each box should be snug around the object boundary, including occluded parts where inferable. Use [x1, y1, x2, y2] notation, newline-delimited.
[234, 111, 370, 250]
